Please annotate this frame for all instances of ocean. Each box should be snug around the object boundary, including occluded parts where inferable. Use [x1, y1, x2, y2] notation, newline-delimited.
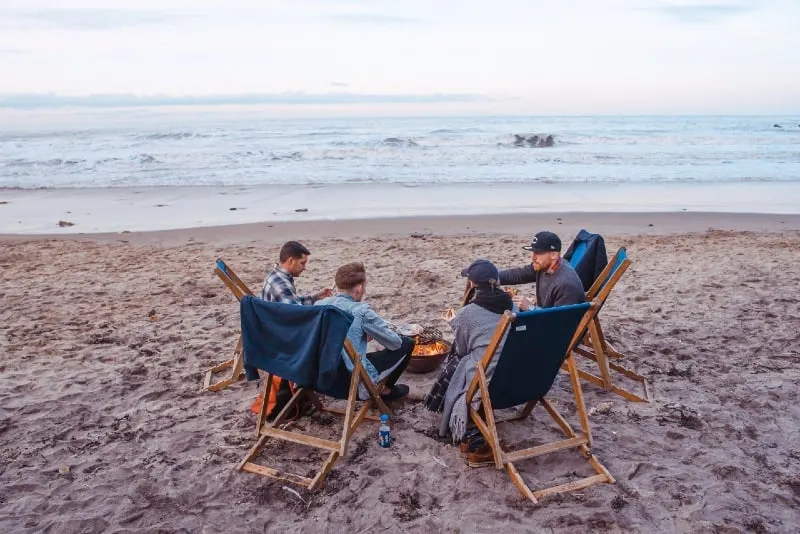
[1, 114, 799, 189]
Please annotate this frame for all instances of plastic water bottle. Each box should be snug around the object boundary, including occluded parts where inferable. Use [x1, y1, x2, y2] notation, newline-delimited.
[378, 414, 392, 448]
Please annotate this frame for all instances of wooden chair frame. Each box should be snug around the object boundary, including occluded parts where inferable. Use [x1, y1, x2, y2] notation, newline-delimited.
[571, 248, 650, 403]
[203, 259, 253, 392]
[237, 340, 391, 490]
[466, 303, 614, 504]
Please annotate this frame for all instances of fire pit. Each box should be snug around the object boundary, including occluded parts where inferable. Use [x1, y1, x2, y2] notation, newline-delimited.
[408, 339, 451, 374]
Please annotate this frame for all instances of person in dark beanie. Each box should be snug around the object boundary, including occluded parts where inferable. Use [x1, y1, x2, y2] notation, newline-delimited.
[424, 259, 513, 445]
[499, 231, 585, 310]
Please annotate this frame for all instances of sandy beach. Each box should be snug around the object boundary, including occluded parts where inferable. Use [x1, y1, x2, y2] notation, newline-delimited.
[1, 213, 799, 533]
[2, 181, 800, 234]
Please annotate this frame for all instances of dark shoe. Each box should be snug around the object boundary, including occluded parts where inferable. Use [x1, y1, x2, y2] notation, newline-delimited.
[465, 444, 496, 468]
[460, 438, 486, 454]
[380, 384, 410, 400]
[459, 428, 483, 453]
[461, 437, 510, 457]
[460, 434, 486, 454]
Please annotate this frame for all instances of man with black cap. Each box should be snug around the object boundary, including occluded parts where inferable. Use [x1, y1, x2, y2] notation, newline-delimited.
[499, 230, 585, 310]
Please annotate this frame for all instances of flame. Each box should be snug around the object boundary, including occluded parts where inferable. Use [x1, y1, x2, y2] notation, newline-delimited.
[504, 286, 520, 296]
[412, 340, 450, 357]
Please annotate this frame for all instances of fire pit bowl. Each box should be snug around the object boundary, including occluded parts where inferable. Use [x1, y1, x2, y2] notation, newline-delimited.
[407, 339, 451, 374]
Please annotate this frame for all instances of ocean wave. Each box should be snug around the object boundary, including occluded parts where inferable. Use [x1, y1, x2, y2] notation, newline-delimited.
[3, 115, 800, 189]
[133, 154, 159, 164]
[296, 131, 350, 137]
[381, 137, 419, 147]
[3, 173, 799, 190]
[429, 127, 486, 134]
[270, 151, 303, 161]
[507, 133, 556, 148]
[4, 158, 86, 168]
[136, 132, 212, 140]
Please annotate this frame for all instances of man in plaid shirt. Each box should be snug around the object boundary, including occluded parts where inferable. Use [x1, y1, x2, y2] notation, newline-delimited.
[258, 241, 334, 422]
[261, 241, 332, 305]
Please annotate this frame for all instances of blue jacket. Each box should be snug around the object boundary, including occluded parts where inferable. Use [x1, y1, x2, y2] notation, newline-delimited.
[239, 296, 354, 393]
[563, 229, 608, 292]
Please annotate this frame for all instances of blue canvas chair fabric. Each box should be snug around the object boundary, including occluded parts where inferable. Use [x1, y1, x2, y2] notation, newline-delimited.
[465, 302, 615, 504]
[202, 259, 254, 391]
[571, 248, 651, 403]
[236, 296, 391, 490]
[564, 229, 609, 292]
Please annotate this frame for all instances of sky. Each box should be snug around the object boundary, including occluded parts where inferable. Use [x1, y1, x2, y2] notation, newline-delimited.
[1, 0, 799, 116]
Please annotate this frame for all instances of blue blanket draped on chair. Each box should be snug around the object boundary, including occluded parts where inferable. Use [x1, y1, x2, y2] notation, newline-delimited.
[239, 296, 354, 394]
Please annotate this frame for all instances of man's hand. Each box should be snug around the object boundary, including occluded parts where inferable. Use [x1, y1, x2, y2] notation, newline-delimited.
[513, 295, 533, 311]
[316, 287, 334, 300]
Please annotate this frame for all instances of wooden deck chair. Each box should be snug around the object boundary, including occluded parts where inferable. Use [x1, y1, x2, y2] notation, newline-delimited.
[238, 333, 391, 490]
[203, 259, 254, 391]
[571, 248, 650, 402]
[466, 302, 615, 503]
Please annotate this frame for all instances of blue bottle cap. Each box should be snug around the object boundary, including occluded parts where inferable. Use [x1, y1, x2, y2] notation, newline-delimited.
[380, 414, 390, 422]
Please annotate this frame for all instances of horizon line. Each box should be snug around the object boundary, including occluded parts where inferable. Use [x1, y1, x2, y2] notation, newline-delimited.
[0, 91, 494, 109]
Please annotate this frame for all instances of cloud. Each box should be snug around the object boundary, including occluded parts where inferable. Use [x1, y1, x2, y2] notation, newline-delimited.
[325, 13, 423, 25]
[0, 49, 25, 55]
[329, 82, 350, 88]
[5, 8, 191, 30]
[0, 92, 490, 109]
[648, 3, 756, 23]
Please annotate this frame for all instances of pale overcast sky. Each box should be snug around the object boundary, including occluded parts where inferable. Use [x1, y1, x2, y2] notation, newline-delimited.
[1, 0, 799, 115]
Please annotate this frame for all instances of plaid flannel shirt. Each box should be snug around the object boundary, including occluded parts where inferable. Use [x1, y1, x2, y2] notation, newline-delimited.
[261, 265, 315, 305]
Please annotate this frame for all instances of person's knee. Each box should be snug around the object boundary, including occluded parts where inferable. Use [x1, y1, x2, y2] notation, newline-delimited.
[400, 335, 416, 354]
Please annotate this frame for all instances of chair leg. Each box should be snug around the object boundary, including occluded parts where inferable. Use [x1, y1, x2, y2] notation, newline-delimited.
[339, 373, 360, 456]
[310, 451, 341, 490]
[237, 429, 317, 489]
[572, 348, 650, 403]
[203, 336, 246, 392]
[593, 319, 625, 359]
[238, 431, 271, 471]
[477, 368, 503, 470]
[501, 398, 614, 503]
[256, 374, 273, 436]
[239, 387, 381, 491]
[357, 370, 391, 416]
[588, 320, 612, 388]
[505, 462, 538, 503]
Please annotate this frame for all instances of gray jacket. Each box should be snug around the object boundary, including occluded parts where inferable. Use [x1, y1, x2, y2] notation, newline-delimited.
[499, 260, 585, 308]
[440, 303, 508, 441]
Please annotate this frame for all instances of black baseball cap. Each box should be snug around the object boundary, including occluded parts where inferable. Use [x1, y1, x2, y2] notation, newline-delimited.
[460, 259, 500, 284]
[522, 231, 561, 253]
